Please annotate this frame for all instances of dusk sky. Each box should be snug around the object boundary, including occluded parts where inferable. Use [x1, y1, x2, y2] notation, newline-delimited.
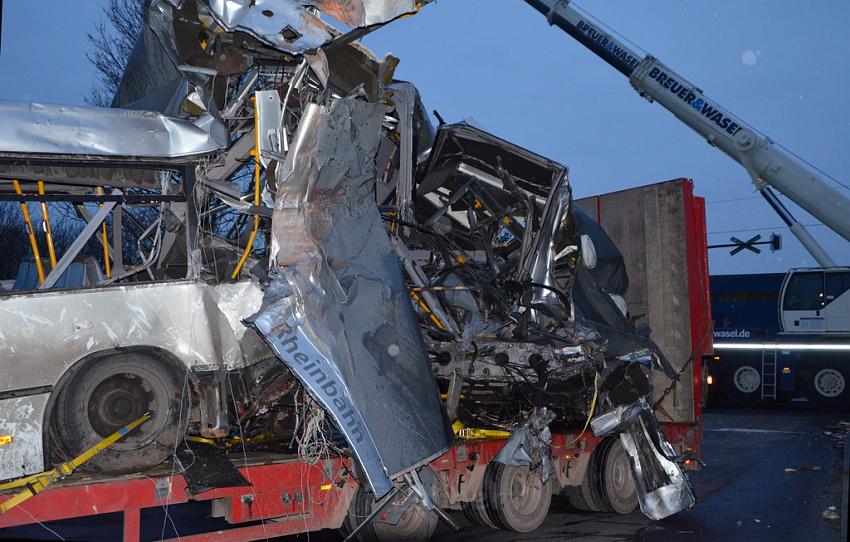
[1, 0, 848, 275]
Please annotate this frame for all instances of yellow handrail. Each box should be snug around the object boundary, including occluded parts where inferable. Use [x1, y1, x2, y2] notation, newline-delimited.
[11, 180, 45, 284]
[95, 186, 111, 278]
[37, 181, 57, 269]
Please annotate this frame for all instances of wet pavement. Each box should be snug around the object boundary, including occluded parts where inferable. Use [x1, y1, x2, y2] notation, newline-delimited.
[433, 407, 847, 542]
[2, 407, 845, 541]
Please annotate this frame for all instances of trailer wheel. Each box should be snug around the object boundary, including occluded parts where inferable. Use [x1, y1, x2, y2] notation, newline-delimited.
[599, 438, 638, 514]
[50, 351, 188, 474]
[483, 463, 552, 532]
[564, 443, 609, 512]
[462, 472, 498, 529]
[343, 484, 437, 542]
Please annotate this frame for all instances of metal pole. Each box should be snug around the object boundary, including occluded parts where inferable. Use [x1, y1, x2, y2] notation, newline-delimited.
[40, 193, 119, 289]
[11, 180, 45, 284]
[37, 181, 57, 269]
[759, 187, 836, 267]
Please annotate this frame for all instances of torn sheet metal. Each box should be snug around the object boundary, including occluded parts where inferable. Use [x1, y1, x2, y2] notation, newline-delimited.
[0, 101, 227, 162]
[207, 0, 424, 55]
[522, 173, 573, 321]
[619, 405, 696, 520]
[207, 0, 334, 54]
[308, 0, 425, 27]
[493, 408, 556, 481]
[248, 96, 451, 498]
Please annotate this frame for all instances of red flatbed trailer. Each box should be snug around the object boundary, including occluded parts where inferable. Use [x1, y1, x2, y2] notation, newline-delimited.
[0, 426, 701, 542]
[0, 178, 709, 541]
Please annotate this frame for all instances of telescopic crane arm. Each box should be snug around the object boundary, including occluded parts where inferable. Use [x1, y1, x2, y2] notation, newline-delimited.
[524, 0, 850, 266]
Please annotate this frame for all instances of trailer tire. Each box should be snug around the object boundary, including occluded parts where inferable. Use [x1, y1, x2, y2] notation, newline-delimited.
[50, 351, 189, 474]
[599, 438, 638, 514]
[342, 484, 437, 542]
[482, 463, 552, 532]
[565, 443, 609, 512]
[462, 483, 498, 529]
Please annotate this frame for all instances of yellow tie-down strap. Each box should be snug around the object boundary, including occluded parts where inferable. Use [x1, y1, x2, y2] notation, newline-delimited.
[451, 420, 511, 441]
[0, 412, 151, 514]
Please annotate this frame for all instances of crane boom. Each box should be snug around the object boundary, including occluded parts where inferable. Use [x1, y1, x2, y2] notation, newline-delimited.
[524, 0, 850, 266]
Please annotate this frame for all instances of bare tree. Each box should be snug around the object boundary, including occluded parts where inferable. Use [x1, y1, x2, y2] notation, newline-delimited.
[85, 0, 147, 107]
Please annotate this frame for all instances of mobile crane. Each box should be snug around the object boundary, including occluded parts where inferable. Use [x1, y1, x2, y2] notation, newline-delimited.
[522, 0, 850, 407]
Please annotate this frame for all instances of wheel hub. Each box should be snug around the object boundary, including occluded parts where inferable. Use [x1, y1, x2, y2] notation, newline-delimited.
[814, 369, 845, 398]
[508, 469, 543, 516]
[87, 373, 154, 438]
[733, 366, 760, 394]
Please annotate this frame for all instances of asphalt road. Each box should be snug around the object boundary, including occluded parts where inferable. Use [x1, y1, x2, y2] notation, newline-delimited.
[2, 407, 845, 541]
[431, 407, 847, 542]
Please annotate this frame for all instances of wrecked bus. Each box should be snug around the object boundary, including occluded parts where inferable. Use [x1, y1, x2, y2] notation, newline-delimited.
[0, 1, 708, 539]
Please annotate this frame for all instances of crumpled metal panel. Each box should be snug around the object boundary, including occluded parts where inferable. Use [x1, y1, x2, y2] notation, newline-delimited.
[522, 173, 573, 321]
[248, 96, 451, 498]
[0, 101, 228, 161]
[207, 0, 332, 53]
[619, 405, 696, 520]
[207, 0, 424, 54]
[493, 408, 556, 481]
[305, 0, 423, 27]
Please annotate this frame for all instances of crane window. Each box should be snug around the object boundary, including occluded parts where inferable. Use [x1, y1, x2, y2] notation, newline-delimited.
[784, 272, 824, 311]
[826, 272, 850, 303]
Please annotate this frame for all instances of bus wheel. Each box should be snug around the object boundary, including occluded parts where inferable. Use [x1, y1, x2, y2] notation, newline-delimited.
[51, 351, 188, 474]
[483, 463, 552, 532]
[343, 484, 437, 542]
[599, 438, 638, 514]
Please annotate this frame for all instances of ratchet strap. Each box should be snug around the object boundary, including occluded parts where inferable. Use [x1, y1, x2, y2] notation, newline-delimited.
[0, 412, 151, 514]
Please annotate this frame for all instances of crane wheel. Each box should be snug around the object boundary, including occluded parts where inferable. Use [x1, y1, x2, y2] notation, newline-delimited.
[50, 351, 188, 474]
[482, 463, 552, 532]
[808, 365, 850, 410]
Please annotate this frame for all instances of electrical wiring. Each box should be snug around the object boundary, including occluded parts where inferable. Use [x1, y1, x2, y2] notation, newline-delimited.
[568, 372, 599, 446]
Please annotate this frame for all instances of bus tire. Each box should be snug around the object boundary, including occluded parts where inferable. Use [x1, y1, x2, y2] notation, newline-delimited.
[51, 350, 189, 474]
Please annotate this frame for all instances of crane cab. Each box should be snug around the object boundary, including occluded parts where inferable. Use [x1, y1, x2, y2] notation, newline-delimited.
[779, 267, 850, 334]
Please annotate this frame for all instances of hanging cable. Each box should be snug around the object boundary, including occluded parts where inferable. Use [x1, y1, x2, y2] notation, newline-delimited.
[231, 95, 263, 279]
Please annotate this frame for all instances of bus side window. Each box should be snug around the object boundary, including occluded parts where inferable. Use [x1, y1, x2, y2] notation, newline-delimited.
[784, 272, 824, 310]
[825, 272, 850, 303]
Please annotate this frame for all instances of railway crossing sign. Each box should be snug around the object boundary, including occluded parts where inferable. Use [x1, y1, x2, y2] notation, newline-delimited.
[709, 233, 782, 255]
